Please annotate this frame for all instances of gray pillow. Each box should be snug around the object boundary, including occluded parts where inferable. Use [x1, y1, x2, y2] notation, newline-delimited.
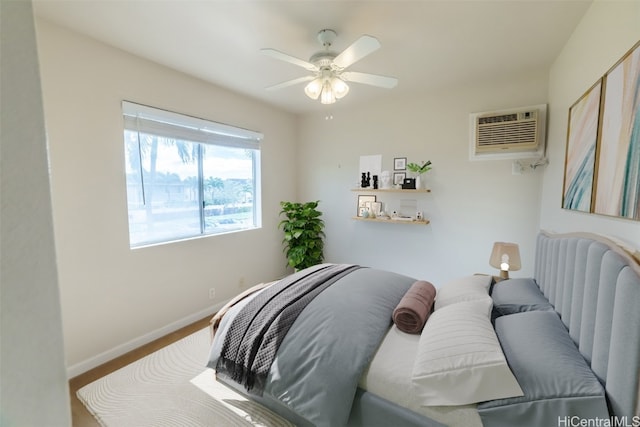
[478, 311, 609, 427]
[490, 278, 554, 317]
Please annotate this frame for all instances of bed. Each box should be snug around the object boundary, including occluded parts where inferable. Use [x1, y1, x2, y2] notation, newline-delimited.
[207, 231, 640, 426]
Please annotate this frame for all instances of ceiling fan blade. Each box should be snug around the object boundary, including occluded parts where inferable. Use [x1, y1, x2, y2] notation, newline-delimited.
[333, 35, 381, 69]
[265, 75, 315, 91]
[341, 71, 398, 89]
[261, 48, 318, 72]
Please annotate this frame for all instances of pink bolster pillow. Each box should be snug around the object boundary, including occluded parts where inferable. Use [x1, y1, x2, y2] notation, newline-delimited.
[392, 280, 436, 334]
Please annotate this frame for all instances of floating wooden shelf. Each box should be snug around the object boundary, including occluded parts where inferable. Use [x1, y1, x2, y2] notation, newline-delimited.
[352, 217, 430, 225]
[351, 188, 431, 193]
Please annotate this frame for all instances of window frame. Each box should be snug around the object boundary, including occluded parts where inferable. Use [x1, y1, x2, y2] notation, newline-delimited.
[122, 101, 263, 248]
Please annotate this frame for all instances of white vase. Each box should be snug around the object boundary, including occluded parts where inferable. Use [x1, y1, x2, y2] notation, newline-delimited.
[415, 175, 422, 190]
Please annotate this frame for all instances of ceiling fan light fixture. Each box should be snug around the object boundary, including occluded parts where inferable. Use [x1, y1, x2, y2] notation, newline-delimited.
[332, 77, 349, 99]
[320, 80, 336, 104]
[263, 29, 397, 105]
[304, 78, 323, 100]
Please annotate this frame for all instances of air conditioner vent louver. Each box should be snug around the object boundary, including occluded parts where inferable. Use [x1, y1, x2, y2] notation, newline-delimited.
[478, 113, 518, 125]
[477, 119, 537, 147]
[469, 105, 546, 160]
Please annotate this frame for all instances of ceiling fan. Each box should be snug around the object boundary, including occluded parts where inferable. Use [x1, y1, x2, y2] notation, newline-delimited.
[261, 29, 398, 105]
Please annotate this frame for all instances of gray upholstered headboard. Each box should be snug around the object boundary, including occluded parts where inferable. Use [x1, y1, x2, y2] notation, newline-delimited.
[533, 231, 640, 417]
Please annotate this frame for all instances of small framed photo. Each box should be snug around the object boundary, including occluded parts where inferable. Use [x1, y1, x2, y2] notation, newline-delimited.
[394, 157, 407, 170]
[357, 195, 376, 217]
[393, 172, 406, 186]
[371, 201, 382, 217]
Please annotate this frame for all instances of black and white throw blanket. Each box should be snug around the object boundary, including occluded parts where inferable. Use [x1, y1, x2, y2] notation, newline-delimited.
[208, 264, 417, 426]
[215, 263, 361, 395]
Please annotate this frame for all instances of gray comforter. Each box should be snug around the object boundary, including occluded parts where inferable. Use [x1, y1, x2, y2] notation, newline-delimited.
[216, 263, 361, 395]
[207, 264, 416, 427]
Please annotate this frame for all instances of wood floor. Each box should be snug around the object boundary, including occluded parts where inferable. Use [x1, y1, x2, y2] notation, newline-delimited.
[69, 316, 212, 426]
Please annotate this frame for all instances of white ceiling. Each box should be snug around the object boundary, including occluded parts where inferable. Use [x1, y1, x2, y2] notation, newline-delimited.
[33, 0, 592, 115]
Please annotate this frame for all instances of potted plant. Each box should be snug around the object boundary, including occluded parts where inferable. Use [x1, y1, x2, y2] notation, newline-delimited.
[279, 200, 325, 270]
[406, 160, 432, 189]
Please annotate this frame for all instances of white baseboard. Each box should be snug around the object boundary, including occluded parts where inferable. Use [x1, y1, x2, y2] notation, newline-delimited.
[67, 301, 228, 379]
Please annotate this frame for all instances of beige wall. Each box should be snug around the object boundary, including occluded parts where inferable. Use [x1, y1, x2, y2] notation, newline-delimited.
[541, 0, 640, 247]
[36, 19, 298, 373]
[1, 1, 71, 424]
[298, 71, 549, 286]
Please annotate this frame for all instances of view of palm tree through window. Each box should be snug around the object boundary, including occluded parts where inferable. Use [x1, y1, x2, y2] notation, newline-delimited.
[124, 130, 259, 247]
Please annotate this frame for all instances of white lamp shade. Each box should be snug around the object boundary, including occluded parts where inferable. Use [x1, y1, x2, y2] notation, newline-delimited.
[489, 242, 521, 272]
[320, 80, 336, 104]
[304, 78, 322, 100]
[304, 74, 349, 104]
[332, 77, 349, 99]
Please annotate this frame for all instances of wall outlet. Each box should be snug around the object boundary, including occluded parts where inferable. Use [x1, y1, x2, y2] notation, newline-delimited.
[512, 160, 524, 175]
[208, 288, 216, 300]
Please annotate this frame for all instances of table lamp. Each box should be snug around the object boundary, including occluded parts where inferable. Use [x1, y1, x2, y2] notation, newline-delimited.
[490, 242, 521, 279]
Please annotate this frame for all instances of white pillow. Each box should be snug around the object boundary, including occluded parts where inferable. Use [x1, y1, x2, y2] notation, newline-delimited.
[434, 274, 492, 310]
[411, 298, 523, 406]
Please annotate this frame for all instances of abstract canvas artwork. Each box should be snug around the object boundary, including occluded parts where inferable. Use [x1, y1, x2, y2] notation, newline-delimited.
[594, 41, 640, 220]
[563, 80, 602, 212]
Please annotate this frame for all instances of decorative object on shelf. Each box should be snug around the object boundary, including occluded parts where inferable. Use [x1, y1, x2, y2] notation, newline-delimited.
[358, 154, 382, 188]
[359, 171, 373, 188]
[407, 160, 432, 190]
[393, 172, 406, 186]
[390, 207, 413, 221]
[489, 242, 521, 279]
[402, 178, 416, 189]
[350, 185, 430, 225]
[373, 175, 378, 189]
[371, 201, 382, 217]
[357, 195, 376, 217]
[279, 201, 325, 270]
[380, 171, 392, 189]
[394, 157, 407, 170]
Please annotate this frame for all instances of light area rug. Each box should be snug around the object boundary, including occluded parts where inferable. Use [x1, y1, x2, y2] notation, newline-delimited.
[77, 327, 294, 426]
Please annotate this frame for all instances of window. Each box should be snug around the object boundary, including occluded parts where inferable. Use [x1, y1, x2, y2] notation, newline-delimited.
[122, 101, 262, 247]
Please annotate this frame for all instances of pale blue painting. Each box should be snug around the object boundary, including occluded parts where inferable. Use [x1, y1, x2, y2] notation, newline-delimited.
[563, 81, 601, 212]
[595, 41, 640, 220]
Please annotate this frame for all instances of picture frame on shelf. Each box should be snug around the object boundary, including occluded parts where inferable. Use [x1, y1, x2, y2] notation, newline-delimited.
[394, 157, 407, 170]
[371, 201, 382, 217]
[393, 172, 406, 186]
[357, 195, 376, 217]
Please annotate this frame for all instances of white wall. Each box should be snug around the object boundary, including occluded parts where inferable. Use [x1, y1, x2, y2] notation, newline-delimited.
[35, 19, 298, 373]
[298, 71, 549, 286]
[0, 1, 71, 425]
[541, 0, 640, 247]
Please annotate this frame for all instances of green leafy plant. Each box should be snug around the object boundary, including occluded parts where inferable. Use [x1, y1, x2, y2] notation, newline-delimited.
[279, 201, 325, 270]
[407, 160, 432, 174]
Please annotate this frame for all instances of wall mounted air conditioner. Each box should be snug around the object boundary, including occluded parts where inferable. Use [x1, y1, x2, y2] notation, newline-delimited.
[469, 104, 547, 161]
